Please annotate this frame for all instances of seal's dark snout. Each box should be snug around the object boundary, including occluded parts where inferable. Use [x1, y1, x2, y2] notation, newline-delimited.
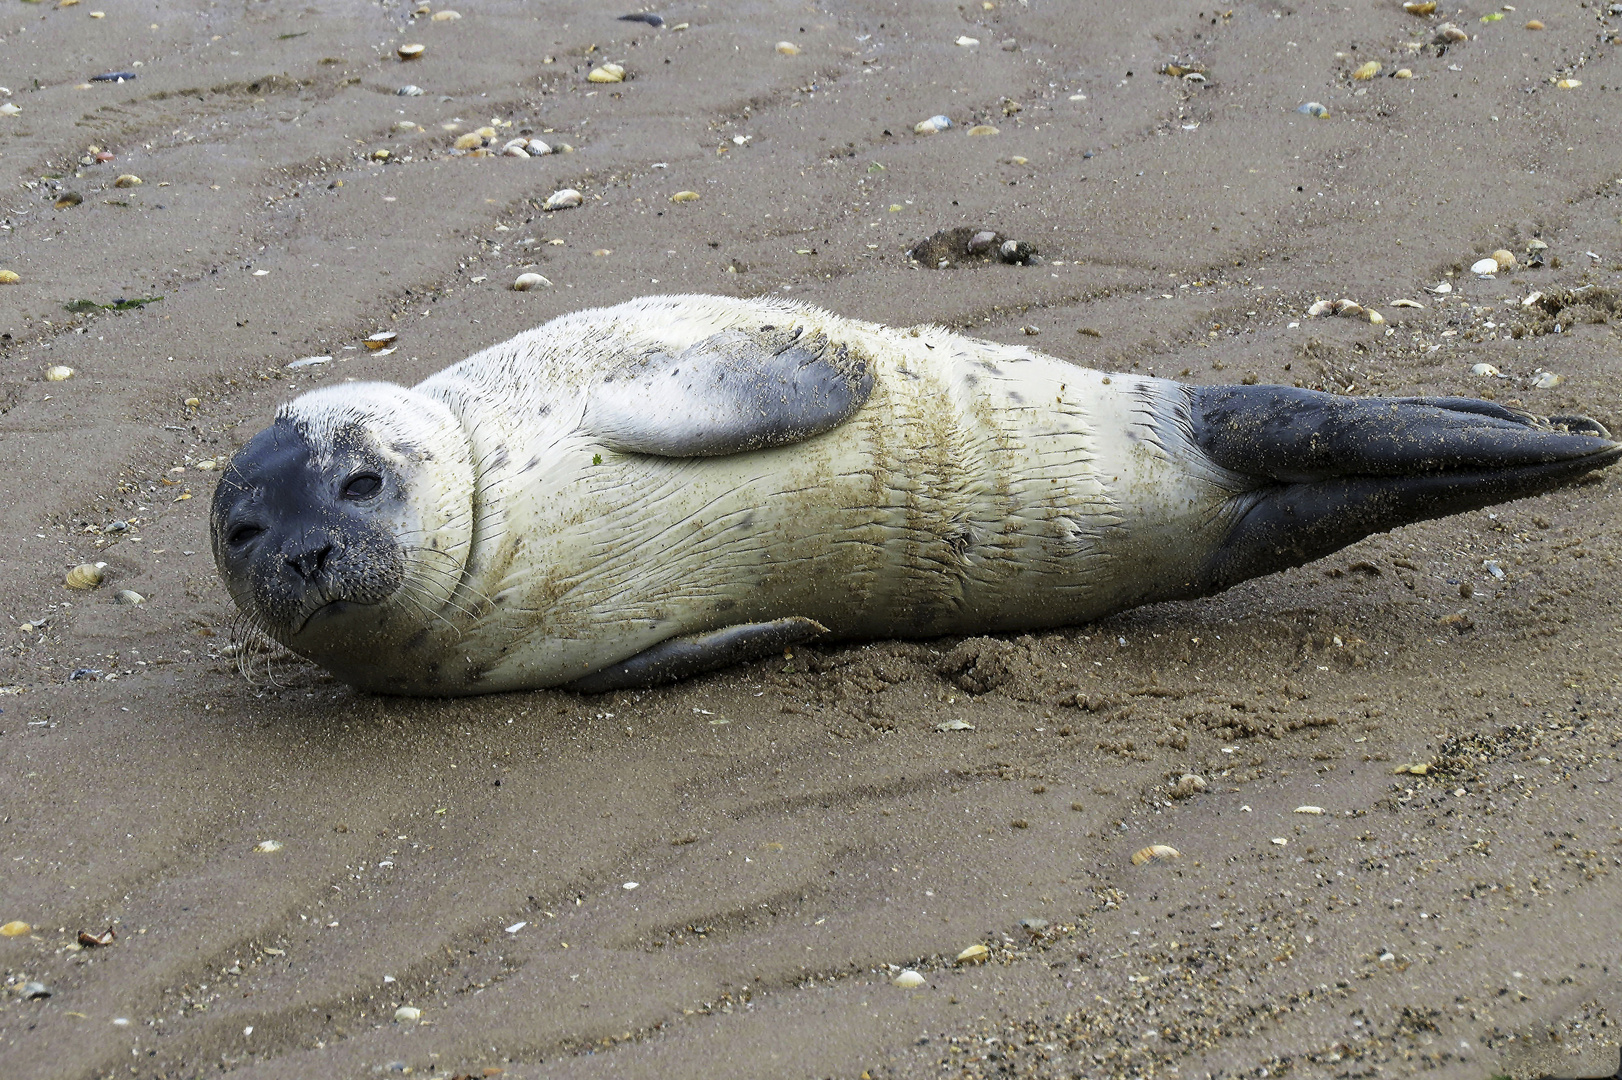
[1188, 385, 1622, 592]
[285, 541, 334, 583]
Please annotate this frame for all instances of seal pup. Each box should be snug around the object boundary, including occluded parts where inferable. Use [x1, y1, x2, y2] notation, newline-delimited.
[210, 295, 1620, 695]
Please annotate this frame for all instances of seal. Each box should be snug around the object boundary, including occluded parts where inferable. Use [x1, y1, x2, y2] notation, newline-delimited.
[210, 295, 1621, 695]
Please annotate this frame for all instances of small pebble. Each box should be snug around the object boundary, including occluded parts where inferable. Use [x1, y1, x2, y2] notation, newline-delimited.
[1168, 774, 1207, 799]
[622, 881, 639, 890]
[393, 1006, 422, 1023]
[998, 239, 1034, 264]
[892, 969, 926, 989]
[1366, 309, 1385, 325]
[1294, 805, 1325, 815]
[1484, 560, 1506, 580]
[619, 13, 665, 28]
[1271, 837, 1288, 846]
[587, 63, 626, 83]
[397, 43, 426, 60]
[20, 982, 50, 1000]
[1, 921, 31, 937]
[956, 36, 980, 46]
[775, 41, 801, 55]
[967, 124, 999, 136]
[1525, 19, 1544, 30]
[966, 230, 999, 255]
[46, 365, 75, 381]
[512, 272, 551, 291]
[543, 188, 583, 211]
[255, 839, 284, 853]
[1404, 0, 1437, 12]
[1470, 257, 1500, 276]
[914, 114, 952, 135]
[1297, 102, 1330, 118]
[1394, 68, 1413, 79]
[1521, 290, 1544, 306]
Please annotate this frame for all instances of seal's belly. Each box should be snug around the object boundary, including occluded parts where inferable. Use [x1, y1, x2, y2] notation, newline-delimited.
[470, 327, 1237, 689]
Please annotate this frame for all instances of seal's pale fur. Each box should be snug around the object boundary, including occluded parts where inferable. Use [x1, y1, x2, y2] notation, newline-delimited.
[269, 295, 1246, 693]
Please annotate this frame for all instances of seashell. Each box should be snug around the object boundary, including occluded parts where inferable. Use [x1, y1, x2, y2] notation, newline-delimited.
[1470, 257, 1499, 275]
[670, 190, 700, 202]
[1169, 773, 1207, 799]
[1333, 298, 1362, 317]
[1426, 281, 1452, 294]
[892, 969, 926, 989]
[956, 36, 980, 46]
[525, 138, 553, 156]
[1296, 101, 1330, 118]
[1434, 23, 1468, 43]
[1403, 1, 1437, 12]
[0, 270, 19, 284]
[955, 944, 989, 964]
[587, 63, 626, 83]
[1525, 19, 1544, 30]
[364, 331, 398, 350]
[1520, 290, 1544, 307]
[370, 149, 391, 161]
[1, 921, 31, 937]
[1492, 249, 1516, 270]
[1352, 61, 1381, 80]
[1532, 371, 1564, 389]
[1294, 805, 1325, 815]
[65, 563, 106, 590]
[775, 41, 801, 55]
[1390, 298, 1424, 309]
[1527, 238, 1548, 251]
[1366, 309, 1385, 325]
[914, 114, 952, 135]
[393, 1006, 422, 1023]
[966, 230, 1000, 255]
[1394, 68, 1413, 79]
[511, 272, 551, 291]
[543, 188, 583, 211]
[1471, 363, 1502, 377]
[1556, 78, 1581, 89]
[934, 718, 975, 731]
[397, 84, 425, 96]
[998, 239, 1034, 263]
[255, 840, 283, 853]
[1271, 837, 1288, 846]
[430, 9, 460, 19]
[1394, 762, 1431, 775]
[1182, 72, 1207, 84]
[113, 590, 145, 605]
[1307, 299, 1334, 317]
[397, 43, 426, 60]
[56, 193, 83, 209]
[45, 365, 75, 381]
[503, 144, 529, 158]
[113, 174, 141, 188]
[967, 124, 999, 136]
[285, 356, 330, 369]
[1131, 844, 1180, 866]
[78, 926, 116, 947]
[452, 132, 484, 150]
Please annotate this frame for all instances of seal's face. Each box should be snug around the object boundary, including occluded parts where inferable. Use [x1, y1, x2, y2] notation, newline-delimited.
[211, 384, 476, 678]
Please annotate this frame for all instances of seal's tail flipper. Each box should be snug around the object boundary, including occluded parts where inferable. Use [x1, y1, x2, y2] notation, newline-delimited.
[1188, 386, 1622, 591]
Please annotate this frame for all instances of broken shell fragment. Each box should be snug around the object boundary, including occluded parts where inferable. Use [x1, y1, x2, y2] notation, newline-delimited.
[1294, 805, 1325, 815]
[397, 43, 426, 59]
[1471, 257, 1500, 275]
[1403, 1, 1437, 13]
[1394, 762, 1431, 776]
[1390, 298, 1424, 309]
[1168, 773, 1207, 799]
[1131, 844, 1180, 866]
[55, 193, 83, 208]
[935, 719, 975, 731]
[1434, 23, 1468, 43]
[20, 982, 50, 1000]
[452, 132, 485, 150]
[1556, 78, 1581, 89]
[255, 840, 284, 853]
[967, 124, 999, 136]
[511, 272, 551, 291]
[430, 9, 460, 20]
[393, 1006, 422, 1023]
[65, 563, 105, 590]
[1366, 309, 1385, 325]
[775, 41, 801, 55]
[78, 926, 116, 947]
[364, 331, 399, 350]
[113, 174, 141, 188]
[914, 114, 952, 135]
[1426, 281, 1452, 294]
[1352, 61, 1381, 80]
[1394, 68, 1413, 78]
[1492, 249, 1516, 270]
[955, 944, 990, 964]
[587, 63, 626, 83]
[113, 590, 145, 605]
[1307, 299, 1335, 317]
[1525, 19, 1544, 30]
[1471, 363, 1503, 377]
[670, 190, 700, 202]
[543, 188, 583, 211]
[1296, 101, 1330, 118]
[1, 921, 31, 937]
[1532, 371, 1564, 389]
[397, 84, 425, 96]
[1521, 290, 1544, 307]
[892, 969, 926, 989]
[45, 365, 75, 381]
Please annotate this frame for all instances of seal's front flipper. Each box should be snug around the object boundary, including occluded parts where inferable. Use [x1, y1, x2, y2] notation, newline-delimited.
[563, 617, 828, 693]
[585, 326, 874, 457]
[1187, 385, 1621, 591]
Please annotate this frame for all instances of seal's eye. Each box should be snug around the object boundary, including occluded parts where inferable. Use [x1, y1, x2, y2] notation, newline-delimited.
[342, 473, 383, 499]
[228, 524, 264, 548]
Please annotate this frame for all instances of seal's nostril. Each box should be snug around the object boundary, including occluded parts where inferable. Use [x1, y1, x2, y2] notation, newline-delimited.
[287, 544, 333, 582]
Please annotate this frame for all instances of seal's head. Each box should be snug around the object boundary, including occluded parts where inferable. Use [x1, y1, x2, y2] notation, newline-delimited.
[210, 383, 475, 684]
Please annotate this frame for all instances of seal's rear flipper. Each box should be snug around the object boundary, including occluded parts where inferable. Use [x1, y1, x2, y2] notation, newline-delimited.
[1187, 386, 1622, 591]
[562, 617, 828, 693]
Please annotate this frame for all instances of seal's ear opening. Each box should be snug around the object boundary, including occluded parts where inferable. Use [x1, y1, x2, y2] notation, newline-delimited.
[1187, 386, 1621, 591]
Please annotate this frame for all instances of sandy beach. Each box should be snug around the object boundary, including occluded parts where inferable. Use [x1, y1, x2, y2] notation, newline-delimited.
[2, 1, 1622, 1077]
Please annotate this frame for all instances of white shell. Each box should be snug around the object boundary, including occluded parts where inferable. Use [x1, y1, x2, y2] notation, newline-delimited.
[1294, 805, 1325, 815]
[543, 188, 583, 211]
[504, 144, 530, 158]
[393, 1006, 422, 1023]
[1427, 281, 1453, 294]
[526, 138, 553, 156]
[1470, 258, 1500, 275]
[254, 840, 284, 853]
[956, 36, 980, 46]
[113, 590, 145, 605]
[1521, 291, 1544, 306]
[511, 272, 551, 291]
[285, 356, 331, 370]
[1390, 299, 1424, 309]
[955, 944, 989, 964]
[914, 114, 952, 135]
[775, 41, 801, 55]
[45, 365, 76, 381]
[65, 563, 105, 590]
[1306, 299, 1334, 317]
[1470, 363, 1502, 377]
[892, 969, 926, 989]
[1532, 371, 1564, 389]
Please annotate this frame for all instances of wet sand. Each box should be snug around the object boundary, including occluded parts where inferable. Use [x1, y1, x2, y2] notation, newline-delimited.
[2, 2, 1622, 1077]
